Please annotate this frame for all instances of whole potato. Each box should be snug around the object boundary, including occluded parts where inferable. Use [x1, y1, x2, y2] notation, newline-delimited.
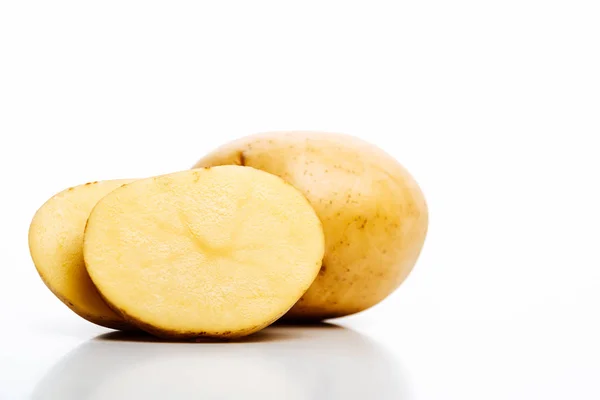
[193, 132, 428, 321]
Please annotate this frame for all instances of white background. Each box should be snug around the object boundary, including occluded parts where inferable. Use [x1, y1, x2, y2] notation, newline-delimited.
[1, 1, 599, 399]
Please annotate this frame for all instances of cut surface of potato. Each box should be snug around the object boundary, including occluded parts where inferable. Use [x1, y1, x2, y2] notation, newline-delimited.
[28, 179, 136, 330]
[83, 166, 325, 339]
[194, 131, 429, 321]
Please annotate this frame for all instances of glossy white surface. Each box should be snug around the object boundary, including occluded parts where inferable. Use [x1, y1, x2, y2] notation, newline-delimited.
[2, 0, 600, 398]
[2, 304, 599, 399]
[20, 326, 405, 400]
[2, 322, 405, 399]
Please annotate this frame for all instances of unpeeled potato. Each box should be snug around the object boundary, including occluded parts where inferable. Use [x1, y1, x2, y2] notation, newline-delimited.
[193, 131, 429, 321]
[28, 179, 135, 330]
[83, 166, 325, 339]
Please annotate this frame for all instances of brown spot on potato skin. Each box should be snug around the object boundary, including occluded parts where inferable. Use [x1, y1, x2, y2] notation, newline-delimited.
[237, 151, 246, 166]
[319, 264, 327, 275]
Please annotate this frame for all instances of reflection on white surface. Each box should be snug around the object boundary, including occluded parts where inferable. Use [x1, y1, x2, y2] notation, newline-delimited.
[31, 324, 407, 400]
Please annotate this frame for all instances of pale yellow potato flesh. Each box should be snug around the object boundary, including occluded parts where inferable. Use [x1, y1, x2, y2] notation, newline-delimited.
[193, 132, 429, 321]
[28, 180, 136, 330]
[83, 166, 325, 339]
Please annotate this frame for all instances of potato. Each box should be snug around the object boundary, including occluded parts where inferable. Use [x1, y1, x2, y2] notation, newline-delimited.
[83, 166, 325, 339]
[193, 131, 428, 321]
[28, 179, 136, 330]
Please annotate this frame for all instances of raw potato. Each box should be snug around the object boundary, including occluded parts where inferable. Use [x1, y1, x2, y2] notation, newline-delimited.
[83, 166, 325, 339]
[193, 132, 429, 321]
[28, 180, 136, 330]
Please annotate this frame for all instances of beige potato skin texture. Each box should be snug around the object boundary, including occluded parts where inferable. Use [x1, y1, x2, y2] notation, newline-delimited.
[28, 180, 136, 330]
[193, 132, 429, 321]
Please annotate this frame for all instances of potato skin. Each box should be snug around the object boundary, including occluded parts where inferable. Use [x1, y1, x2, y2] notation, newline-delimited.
[28, 180, 137, 330]
[193, 131, 429, 321]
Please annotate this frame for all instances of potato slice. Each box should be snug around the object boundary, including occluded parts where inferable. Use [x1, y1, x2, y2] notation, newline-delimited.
[83, 166, 325, 339]
[28, 179, 136, 330]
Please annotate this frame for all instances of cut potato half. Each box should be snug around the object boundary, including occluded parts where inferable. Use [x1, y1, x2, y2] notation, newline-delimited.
[83, 166, 325, 339]
[28, 179, 136, 330]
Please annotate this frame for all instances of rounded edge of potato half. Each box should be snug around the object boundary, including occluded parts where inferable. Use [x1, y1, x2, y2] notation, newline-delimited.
[83, 166, 326, 340]
[192, 131, 429, 321]
[28, 179, 136, 331]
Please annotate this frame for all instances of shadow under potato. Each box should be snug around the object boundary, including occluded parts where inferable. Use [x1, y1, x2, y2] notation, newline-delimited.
[96, 321, 344, 343]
